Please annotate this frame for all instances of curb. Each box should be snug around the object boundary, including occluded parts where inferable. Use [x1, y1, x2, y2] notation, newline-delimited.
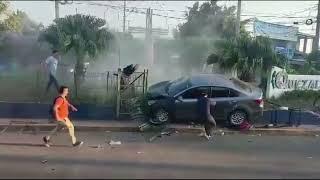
[0, 124, 319, 137]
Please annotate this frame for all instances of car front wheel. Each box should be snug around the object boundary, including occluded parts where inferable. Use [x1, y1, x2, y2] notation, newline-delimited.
[229, 110, 248, 126]
[149, 108, 170, 125]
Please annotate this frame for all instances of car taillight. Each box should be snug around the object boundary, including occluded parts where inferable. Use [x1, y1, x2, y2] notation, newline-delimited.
[255, 99, 264, 108]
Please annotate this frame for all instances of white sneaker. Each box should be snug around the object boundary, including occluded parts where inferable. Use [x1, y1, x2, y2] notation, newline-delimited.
[204, 134, 212, 140]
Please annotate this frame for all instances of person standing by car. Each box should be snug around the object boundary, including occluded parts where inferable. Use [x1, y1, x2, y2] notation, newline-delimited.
[43, 50, 60, 93]
[43, 86, 83, 147]
[197, 91, 217, 140]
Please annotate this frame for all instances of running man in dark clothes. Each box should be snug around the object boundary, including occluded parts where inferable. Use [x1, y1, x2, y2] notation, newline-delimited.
[196, 91, 217, 140]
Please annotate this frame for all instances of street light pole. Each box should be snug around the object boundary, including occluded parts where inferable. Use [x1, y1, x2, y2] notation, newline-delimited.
[55, 0, 59, 19]
[313, 0, 320, 51]
[236, 0, 241, 37]
[123, 0, 126, 33]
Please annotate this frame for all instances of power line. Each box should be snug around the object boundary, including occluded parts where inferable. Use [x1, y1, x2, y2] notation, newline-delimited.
[282, 4, 318, 16]
[241, 14, 315, 19]
[68, 1, 318, 25]
[72, 1, 187, 20]
[259, 5, 317, 22]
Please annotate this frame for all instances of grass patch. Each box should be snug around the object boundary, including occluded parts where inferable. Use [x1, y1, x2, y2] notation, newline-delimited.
[269, 90, 320, 110]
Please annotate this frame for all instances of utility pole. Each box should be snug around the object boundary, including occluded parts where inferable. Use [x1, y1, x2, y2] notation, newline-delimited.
[236, 0, 241, 37]
[127, 20, 130, 30]
[313, 0, 320, 51]
[123, 0, 126, 33]
[145, 8, 154, 66]
[55, 0, 59, 19]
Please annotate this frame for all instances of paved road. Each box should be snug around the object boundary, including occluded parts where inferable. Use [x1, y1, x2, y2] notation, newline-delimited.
[0, 131, 319, 179]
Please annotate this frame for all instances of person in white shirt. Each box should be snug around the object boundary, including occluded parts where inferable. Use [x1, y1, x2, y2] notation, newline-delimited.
[44, 50, 60, 93]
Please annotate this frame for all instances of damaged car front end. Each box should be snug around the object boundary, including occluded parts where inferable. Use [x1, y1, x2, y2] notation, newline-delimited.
[145, 77, 190, 124]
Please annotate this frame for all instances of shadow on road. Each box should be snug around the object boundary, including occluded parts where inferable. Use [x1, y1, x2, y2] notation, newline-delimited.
[0, 142, 69, 148]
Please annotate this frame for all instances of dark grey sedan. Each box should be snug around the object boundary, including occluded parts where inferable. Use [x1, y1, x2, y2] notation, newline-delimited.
[146, 74, 264, 126]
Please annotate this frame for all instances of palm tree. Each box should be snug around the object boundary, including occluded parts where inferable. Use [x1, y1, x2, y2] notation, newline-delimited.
[39, 14, 114, 97]
[208, 33, 286, 82]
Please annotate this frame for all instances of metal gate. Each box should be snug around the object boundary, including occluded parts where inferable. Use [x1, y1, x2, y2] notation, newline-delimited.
[115, 68, 149, 119]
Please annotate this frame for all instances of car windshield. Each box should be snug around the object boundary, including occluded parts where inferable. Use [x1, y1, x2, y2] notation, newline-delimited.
[230, 78, 252, 93]
[167, 77, 190, 96]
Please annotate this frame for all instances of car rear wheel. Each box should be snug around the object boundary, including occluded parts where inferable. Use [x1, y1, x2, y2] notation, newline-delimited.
[149, 108, 170, 125]
[229, 110, 248, 126]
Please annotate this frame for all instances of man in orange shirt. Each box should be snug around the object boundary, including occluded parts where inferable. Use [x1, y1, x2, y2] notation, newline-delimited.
[43, 86, 83, 147]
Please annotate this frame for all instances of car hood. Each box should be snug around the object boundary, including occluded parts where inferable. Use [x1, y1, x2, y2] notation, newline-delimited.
[147, 81, 170, 99]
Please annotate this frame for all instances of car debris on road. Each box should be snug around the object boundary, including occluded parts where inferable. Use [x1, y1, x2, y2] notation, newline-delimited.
[89, 144, 104, 148]
[109, 140, 122, 145]
[41, 160, 48, 164]
[148, 130, 178, 142]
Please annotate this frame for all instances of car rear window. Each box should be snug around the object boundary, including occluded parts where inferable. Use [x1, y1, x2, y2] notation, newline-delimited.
[230, 78, 252, 93]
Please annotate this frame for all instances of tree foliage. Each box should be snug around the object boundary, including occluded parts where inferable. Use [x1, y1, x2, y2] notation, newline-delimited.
[177, 1, 241, 39]
[172, 1, 247, 74]
[286, 50, 320, 75]
[0, 1, 41, 34]
[302, 50, 320, 75]
[39, 14, 114, 97]
[209, 33, 287, 82]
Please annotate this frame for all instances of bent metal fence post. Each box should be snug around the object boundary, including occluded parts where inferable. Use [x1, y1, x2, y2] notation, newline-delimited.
[115, 69, 149, 119]
[116, 68, 121, 119]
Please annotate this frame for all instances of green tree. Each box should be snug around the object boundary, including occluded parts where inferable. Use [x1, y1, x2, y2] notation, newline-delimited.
[39, 14, 114, 97]
[16, 10, 44, 35]
[208, 33, 286, 82]
[0, 1, 22, 32]
[0, 1, 8, 13]
[303, 50, 320, 75]
[173, 1, 247, 74]
[0, 1, 40, 34]
[177, 1, 243, 39]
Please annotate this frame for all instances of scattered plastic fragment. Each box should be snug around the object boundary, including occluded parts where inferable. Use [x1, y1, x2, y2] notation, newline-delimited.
[161, 131, 171, 136]
[90, 144, 103, 148]
[109, 140, 122, 145]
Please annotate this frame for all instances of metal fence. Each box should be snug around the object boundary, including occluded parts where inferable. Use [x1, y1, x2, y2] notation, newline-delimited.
[0, 64, 148, 107]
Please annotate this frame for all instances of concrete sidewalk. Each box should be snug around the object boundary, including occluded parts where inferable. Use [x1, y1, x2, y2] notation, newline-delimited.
[0, 118, 319, 136]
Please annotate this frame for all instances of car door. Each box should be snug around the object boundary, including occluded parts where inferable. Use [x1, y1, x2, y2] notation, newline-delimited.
[174, 86, 211, 121]
[210, 86, 234, 120]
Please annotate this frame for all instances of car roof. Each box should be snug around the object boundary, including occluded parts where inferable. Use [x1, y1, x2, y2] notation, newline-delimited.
[189, 74, 235, 89]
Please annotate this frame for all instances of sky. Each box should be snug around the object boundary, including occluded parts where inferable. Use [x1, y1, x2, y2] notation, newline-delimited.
[9, 0, 319, 51]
